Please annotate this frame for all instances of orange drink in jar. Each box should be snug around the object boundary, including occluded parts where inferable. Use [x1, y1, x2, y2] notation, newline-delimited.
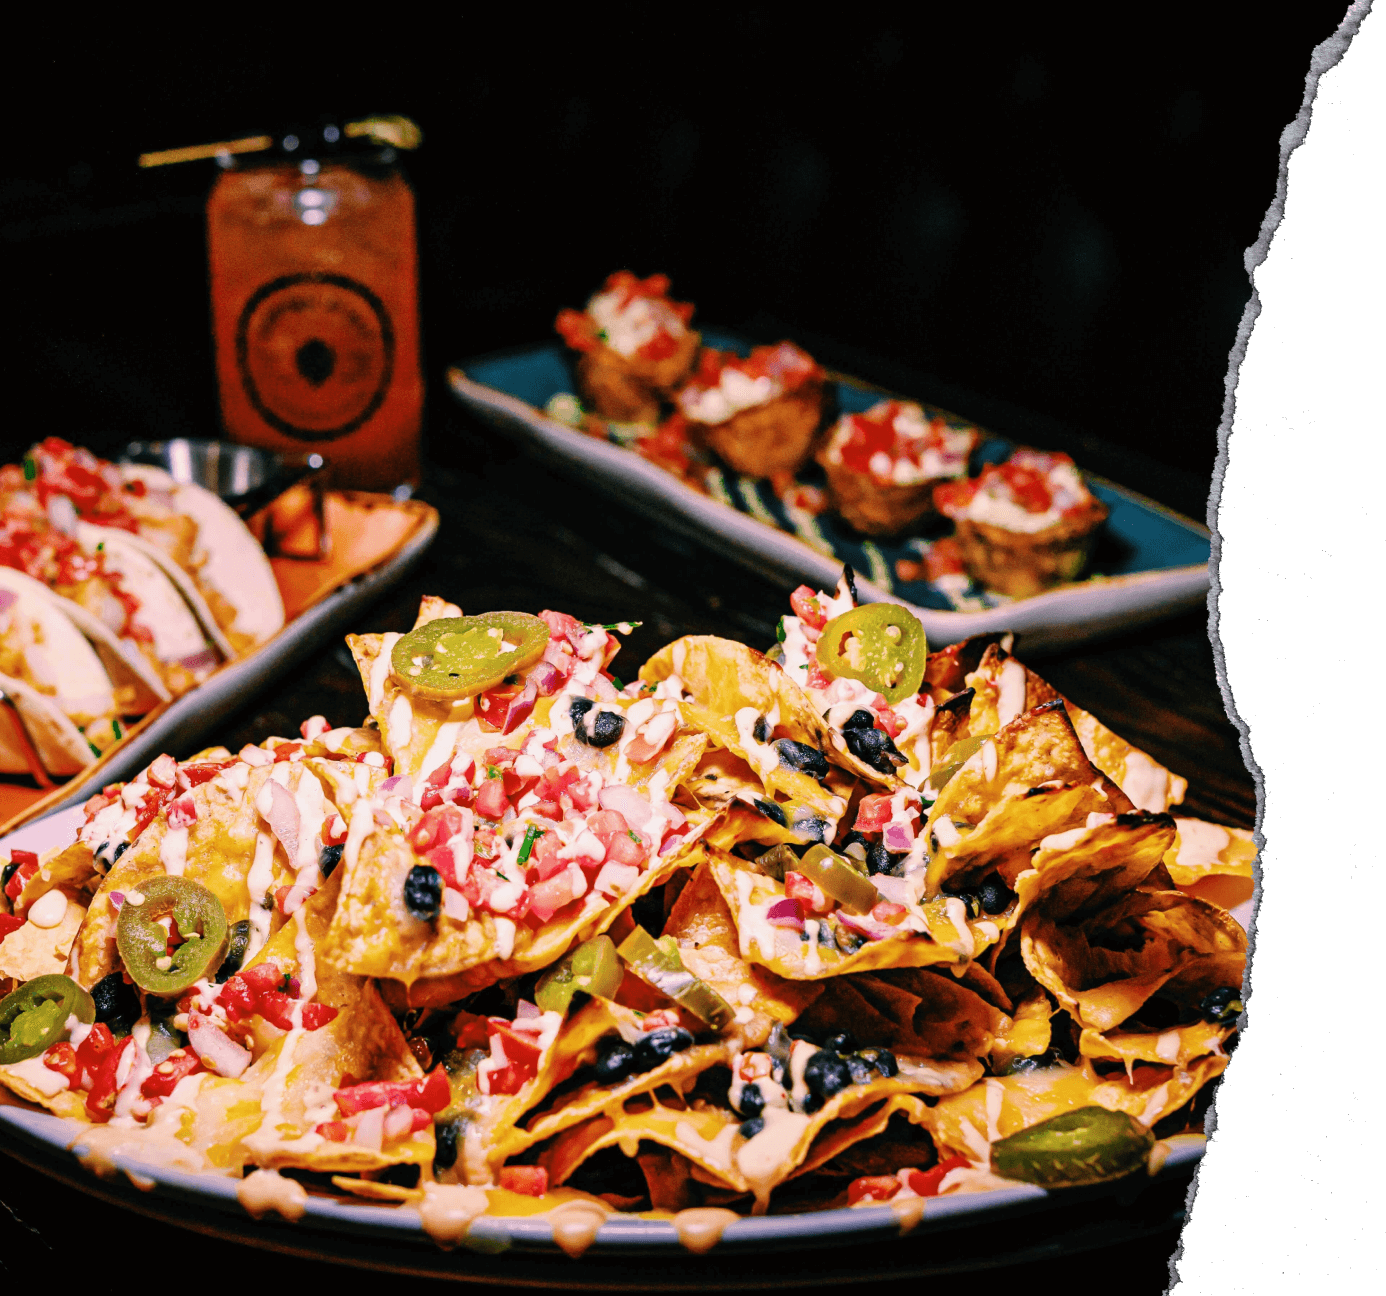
[206, 133, 422, 491]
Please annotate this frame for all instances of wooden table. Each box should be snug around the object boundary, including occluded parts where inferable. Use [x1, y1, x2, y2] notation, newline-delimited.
[0, 397, 1254, 1291]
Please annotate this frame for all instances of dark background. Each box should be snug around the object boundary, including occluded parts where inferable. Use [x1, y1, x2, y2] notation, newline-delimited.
[0, 7, 1374, 1286]
[0, 8, 1347, 509]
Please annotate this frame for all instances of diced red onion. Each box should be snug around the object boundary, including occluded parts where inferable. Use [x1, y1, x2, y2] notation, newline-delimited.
[381, 774, 413, 798]
[167, 793, 198, 831]
[263, 779, 301, 864]
[765, 898, 805, 929]
[187, 1016, 251, 1078]
[515, 999, 540, 1019]
[382, 1103, 415, 1142]
[147, 753, 178, 789]
[837, 910, 894, 942]
[528, 661, 563, 697]
[883, 823, 913, 853]
[177, 647, 220, 673]
[0, 591, 16, 614]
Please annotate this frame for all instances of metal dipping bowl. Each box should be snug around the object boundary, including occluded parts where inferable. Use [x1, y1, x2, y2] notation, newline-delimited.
[120, 439, 329, 558]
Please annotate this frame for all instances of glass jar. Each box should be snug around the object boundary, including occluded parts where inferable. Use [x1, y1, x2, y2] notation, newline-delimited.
[206, 139, 422, 491]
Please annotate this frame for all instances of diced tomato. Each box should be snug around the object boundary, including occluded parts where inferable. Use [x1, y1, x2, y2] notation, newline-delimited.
[932, 478, 976, 519]
[871, 900, 908, 925]
[538, 609, 585, 648]
[785, 871, 832, 916]
[484, 747, 519, 769]
[42, 1041, 77, 1078]
[567, 779, 596, 812]
[0, 913, 24, 941]
[333, 1067, 452, 1117]
[3, 851, 38, 901]
[871, 702, 906, 739]
[488, 1019, 543, 1068]
[527, 868, 586, 923]
[147, 753, 178, 788]
[82, 1031, 133, 1123]
[425, 844, 461, 889]
[848, 1175, 902, 1205]
[586, 810, 630, 840]
[140, 1049, 206, 1100]
[528, 833, 567, 882]
[273, 742, 303, 763]
[804, 658, 834, 691]
[498, 1166, 548, 1197]
[82, 790, 119, 818]
[789, 585, 828, 630]
[603, 831, 647, 868]
[500, 767, 537, 801]
[167, 792, 197, 830]
[412, 805, 467, 854]
[317, 1120, 351, 1142]
[219, 962, 337, 1031]
[901, 1156, 971, 1197]
[323, 814, 349, 846]
[854, 794, 894, 834]
[995, 461, 1053, 513]
[454, 1010, 491, 1050]
[474, 778, 509, 821]
[177, 759, 237, 789]
[555, 307, 600, 352]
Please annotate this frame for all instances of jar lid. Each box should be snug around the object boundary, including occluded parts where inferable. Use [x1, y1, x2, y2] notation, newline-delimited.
[137, 116, 422, 169]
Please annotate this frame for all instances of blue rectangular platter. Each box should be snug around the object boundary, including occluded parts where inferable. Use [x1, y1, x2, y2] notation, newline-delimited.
[448, 330, 1209, 654]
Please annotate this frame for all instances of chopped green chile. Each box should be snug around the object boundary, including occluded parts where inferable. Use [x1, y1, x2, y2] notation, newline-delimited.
[390, 612, 550, 701]
[815, 604, 927, 705]
[116, 876, 229, 997]
[795, 844, 879, 915]
[534, 935, 623, 1016]
[753, 844, 799, 882]
[0, 975, 95, 1064]
[928, 734, 993, 791]
[990, 1106, 1155, 1186]
[616, 928, 733, 1029]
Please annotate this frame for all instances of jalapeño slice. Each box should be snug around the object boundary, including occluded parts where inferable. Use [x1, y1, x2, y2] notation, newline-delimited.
[795, 844, 879, 915]
[116, 876, 229, 997]
[534, 935, 623, 1016]
[616, 927, 733, 1029]
[0, 975, 95, 1065]
[990, 1106, 1155, 1186]
[390, 612, 550, 702]
[928, 734, 993, 791]
[815, 604, 927, 705]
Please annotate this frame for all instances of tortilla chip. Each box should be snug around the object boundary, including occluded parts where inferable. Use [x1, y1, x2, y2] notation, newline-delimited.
[963, 644, 1187, 812]
[989, 989, 1054, 1073]
[324, 798, 707, 988]
[1021, 890, 1246, 1032]
[1010, 811, 1176, 928]
[1090, 1054, 1228, 1128]
[790, 1094, 933, 1180]
[1163, 818, 1258, 888]
[15, 842, 101, 914]
[1079, 1021, 1232, 1069]
[929, 1062, 1104, 1162]
[924, 700, 1134, 897]
[707, 851, 966, 980]
[0, 898, 85, 981]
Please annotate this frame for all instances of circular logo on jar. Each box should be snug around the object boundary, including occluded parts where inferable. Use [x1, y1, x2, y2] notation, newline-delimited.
[235, 273, 395, 441]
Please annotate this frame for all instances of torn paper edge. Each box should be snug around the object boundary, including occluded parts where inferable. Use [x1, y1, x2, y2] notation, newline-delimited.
[1169, 3, 1375, 1292]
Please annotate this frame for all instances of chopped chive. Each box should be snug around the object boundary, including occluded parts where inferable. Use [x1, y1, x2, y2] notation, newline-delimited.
[21, 456, 35, 482]
[516, 824, 543, 866]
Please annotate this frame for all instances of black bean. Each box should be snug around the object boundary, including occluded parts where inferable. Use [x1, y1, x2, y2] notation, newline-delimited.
[1198, 986, 1243, 1024]
[840, 830, 869, 853]
[319, 844, 345, 877]
[215, 920, 252, 982]
[569, 696, 594, 727]
[752, 799, 787, 826]
[804, 1049, 852, 1105]
[591, 710, 626, 747]
[824, 1031, 857, 1054]
[845, 1055, 874, 1085]
[632, 1027, 694, 1072]
[91, 972, 140, 1032]
[404, 864, 443, 921]
[766, 1023, 793, 1068]
[842, 709, 876, 732]
[1002, 1048, 1063, 1075]
[735, 1082, 765, 1118]
[594, 1036, 636, 1084]
[842, 564, 859, 605]
[0, 861, 17, 891]
[872, 1048, 898, 1078]
[775, 739, 829, 779]
[434, 1118, 461, 1170]
[752, 714, 771, 743]
[843, 722, 907, 774]
[866, 841, 905, 876]
[978, 879, 1012, 914]
[739, 1117, 765, 1140]
[791, 812, 826, 844]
